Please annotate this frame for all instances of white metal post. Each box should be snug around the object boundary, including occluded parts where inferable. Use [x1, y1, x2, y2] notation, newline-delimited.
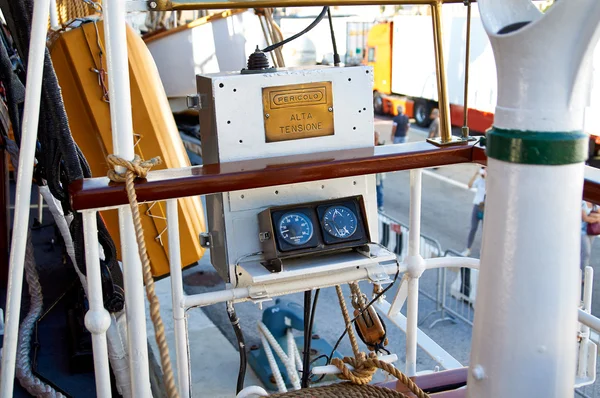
[37, 187, 43, 224]
[167, 199, 191, 398]
[82, 211, 113, 398]
[103, 0, 151, 395]
[49, 0, 59, 30]
[405, 169, 424, 376]
[0, 0, 50, 396]
[469, 2, 600, 396]
[579, 266, 594, 379]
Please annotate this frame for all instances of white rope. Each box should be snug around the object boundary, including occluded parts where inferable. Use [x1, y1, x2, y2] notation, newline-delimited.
[259, 330, 286, 393]
[257, 321, 302, 391]
[38, 186, 85, 290]
[287, 329, 303, 373]
[6, 139, 65, 398]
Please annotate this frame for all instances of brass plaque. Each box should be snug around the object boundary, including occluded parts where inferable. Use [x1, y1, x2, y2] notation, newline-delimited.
[262, 82, 334, 143]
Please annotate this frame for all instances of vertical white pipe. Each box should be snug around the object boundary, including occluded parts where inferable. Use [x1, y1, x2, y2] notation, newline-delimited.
[578, 266, 594, 378]
[408, 170, 422, 256]
[405, 169, 423, 376]
[469, 161, 583, 397]
[49, 0, 59, 30]
[470, 2, 600, 395]
[0, 0, 50, 396]
[37, 188, 43, 224]
[83, 211, 113, 398]
[103, 1, 151, 396]
[167, 199, 191, 398]
[405, 277, 418, 376]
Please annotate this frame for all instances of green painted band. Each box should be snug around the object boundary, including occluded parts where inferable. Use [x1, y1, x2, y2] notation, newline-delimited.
[486, 128, 588, 165]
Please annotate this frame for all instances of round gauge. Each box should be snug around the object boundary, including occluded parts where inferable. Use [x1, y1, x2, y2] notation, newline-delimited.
[278, 212, 314, 246]
[322, 206, 358, 239]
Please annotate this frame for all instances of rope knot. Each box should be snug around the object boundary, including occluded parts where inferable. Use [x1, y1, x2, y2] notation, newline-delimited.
[331, 352, 379, 385]
[106, 154, 162, 183]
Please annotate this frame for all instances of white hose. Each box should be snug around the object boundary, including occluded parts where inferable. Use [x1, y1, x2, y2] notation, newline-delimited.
[257, 321, 302, 391]
[236, 385, 270, 398]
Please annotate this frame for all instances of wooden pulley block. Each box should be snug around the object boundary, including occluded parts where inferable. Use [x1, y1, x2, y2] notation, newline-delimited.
[354, 306, 388, 351]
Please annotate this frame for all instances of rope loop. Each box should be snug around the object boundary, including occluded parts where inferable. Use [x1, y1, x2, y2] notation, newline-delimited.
[331, 352, 378, 385]
[106, 154, 161, 183]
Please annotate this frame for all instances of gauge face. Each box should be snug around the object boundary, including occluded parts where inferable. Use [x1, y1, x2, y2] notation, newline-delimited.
[322, 206, 358, 239]
[278, 212, 314, 246]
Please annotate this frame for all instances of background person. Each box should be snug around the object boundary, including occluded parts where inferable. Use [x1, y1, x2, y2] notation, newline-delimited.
[391, 106, 410, 144]
[581, 201, 600, 270]
[461, 167, 486, 256]
[428, 108, 440, 139]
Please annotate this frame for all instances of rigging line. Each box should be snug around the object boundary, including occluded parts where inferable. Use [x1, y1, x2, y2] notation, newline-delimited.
[327, 262, 401, 366]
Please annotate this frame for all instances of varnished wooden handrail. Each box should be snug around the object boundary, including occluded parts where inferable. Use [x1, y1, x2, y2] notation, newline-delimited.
[69, 142, 478, 211]
[68, 142, 600, 211]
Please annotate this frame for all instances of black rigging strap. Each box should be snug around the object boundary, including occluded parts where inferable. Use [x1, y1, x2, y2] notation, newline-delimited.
[0, 0, 125, 312]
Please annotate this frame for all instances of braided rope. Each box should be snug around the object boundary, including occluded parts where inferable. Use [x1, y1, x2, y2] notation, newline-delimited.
[5, 139, 65, 398]
[106, 154, 179, 398]
[335, 285, 361, 358]
[270, 383, 407, 397]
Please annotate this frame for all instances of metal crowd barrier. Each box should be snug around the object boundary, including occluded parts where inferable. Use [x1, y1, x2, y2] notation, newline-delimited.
[377, 211, 443, 304]
[377, 213, 477, 329]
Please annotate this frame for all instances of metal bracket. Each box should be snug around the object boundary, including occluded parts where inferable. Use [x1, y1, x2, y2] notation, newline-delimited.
[259, 232, 271, 242]
[249, 287, 272, 304]
[427, 136, 473, 147]
[366, 263, 393, 285]
[199, 232, 211, 248]
[186, 94, 209, 110]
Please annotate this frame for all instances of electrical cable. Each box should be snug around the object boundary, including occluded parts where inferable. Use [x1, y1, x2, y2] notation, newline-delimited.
[262, 7, 328, 53]
[227, 302, 247, 395]
[326, 7, 340, 66]
[326, 262, 401, 366]
[301, 291, 312, 388]
[301, 288, 321, 387]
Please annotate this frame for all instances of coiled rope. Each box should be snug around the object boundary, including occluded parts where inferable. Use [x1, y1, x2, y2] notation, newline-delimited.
[5, 139, 65, 398]
[106, 154, 179, 398]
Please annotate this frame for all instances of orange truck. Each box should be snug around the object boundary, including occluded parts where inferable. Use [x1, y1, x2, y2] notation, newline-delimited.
[364, 6, 496, 134]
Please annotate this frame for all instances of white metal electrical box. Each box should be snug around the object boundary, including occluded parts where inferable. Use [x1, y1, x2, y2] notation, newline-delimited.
[196, 65, 380, 287]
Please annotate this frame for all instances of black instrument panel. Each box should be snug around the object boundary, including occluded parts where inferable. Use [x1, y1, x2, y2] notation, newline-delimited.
[258, 196, 370, 269]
